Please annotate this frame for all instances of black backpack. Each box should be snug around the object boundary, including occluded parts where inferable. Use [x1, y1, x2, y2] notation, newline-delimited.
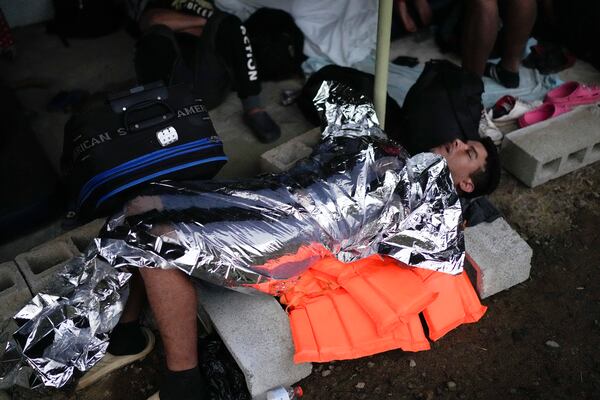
[398, 59, 483, 155]
[244, 8, 306, 81]
[47, 0, 123, 45]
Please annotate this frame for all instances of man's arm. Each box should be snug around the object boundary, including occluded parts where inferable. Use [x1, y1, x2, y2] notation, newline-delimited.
[140, 8, 207, 35]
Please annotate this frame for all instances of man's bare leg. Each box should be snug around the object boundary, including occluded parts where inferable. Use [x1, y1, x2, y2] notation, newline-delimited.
[500, 0, 537, 72]
[461, 0, 499, 76]
[140, 268, 207, 399]
[140, 268, 198, 370]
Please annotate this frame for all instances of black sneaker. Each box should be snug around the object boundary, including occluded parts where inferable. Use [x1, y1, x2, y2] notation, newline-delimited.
[243, 111, 281, 143]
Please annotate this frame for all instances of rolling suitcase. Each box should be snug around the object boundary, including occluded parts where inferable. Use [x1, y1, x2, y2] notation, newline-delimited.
[62, 81, 228, 220]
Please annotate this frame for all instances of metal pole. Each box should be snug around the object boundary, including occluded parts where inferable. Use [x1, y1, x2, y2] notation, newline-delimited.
[374, 0, 393, 129]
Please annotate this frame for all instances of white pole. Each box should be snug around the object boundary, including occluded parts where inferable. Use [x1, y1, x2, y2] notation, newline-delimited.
[374, 0, 393, 129]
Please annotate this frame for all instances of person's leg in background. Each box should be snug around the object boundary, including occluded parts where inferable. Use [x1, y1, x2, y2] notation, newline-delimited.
[498, 0, 537, 78]
[213, 13, 281, 143]
[461, 0, 499, 77]
[461, 0, 536, 88]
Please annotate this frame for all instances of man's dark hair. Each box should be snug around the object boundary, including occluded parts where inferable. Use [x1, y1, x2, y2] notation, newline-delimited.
[462, 137, 501, 199]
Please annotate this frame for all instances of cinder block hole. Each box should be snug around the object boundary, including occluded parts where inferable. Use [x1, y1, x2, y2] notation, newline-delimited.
[71, 235, 93, 253]
[26, 247, 72, 275]
[592, 143, 600, 155]
[0, 276, 15, 291]
[541, 158, 560, 177]
[567, 148, 586, 165]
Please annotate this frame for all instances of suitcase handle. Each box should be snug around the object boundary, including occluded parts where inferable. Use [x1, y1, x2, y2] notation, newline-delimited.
[123, 100, 175, 132]
[108, 81, 169, 114]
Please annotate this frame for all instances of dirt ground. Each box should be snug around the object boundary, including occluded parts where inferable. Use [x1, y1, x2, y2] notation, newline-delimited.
[10, 135, 600, 400]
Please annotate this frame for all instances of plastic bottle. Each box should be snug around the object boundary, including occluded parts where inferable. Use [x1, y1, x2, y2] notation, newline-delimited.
[265, 385, 303, 400]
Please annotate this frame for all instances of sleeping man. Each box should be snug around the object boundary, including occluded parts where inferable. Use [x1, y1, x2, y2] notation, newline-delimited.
[0, 81, 500, 400]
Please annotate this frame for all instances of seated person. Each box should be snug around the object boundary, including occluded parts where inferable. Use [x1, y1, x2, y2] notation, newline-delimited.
[461, 0, 537, 88]
[1, 82, 500, 400]
[135, 0, 280, 143]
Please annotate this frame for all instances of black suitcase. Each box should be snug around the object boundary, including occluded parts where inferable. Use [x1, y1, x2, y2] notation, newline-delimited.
[62, 82, 228, 219]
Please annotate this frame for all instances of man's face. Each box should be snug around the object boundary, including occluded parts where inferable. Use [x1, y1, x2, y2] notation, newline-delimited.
[431, 139, 488, 194]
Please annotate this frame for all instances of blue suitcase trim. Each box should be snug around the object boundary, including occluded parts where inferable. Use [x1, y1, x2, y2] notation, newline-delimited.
[95, 156, 229, 208]
[77, 138, 225, 209]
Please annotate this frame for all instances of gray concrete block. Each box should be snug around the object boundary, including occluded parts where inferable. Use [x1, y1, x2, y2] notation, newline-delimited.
[500, 104, 600, 187]
[196, 283, 312, 400]
[464, 218, 533, 299]
[63, 218, 106, 254]
[260, 127, 321, 173]
[0, 261, 33, 322]
[15, 241, 77, 295]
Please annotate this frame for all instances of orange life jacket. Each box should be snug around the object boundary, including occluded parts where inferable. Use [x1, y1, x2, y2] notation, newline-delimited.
[250, 253, 486, 363]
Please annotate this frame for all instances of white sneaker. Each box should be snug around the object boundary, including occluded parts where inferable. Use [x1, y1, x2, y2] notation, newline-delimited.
[490, 96, 542, 128]
[76, 327, 156, 390]
[478, 110, 503, 146]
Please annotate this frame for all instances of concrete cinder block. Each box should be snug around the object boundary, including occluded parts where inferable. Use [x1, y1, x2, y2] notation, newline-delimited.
[62, 218, 106, 254]
[0, 261, 33, 322]
[464, 218, 533, 299]
[260, 127, 321, 173]
[500, 104, 600, 187]
[15, 241, 78, 295]
[196, 283, 312, 400]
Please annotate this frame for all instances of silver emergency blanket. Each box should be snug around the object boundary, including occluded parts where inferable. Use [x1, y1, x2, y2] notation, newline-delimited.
[0, 256, 130, 389]
[98, 81, 465, 286]
[0, 81, 464, 390]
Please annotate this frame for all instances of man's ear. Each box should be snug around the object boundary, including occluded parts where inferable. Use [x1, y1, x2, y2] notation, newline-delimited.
[458, 178, 474, 194]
